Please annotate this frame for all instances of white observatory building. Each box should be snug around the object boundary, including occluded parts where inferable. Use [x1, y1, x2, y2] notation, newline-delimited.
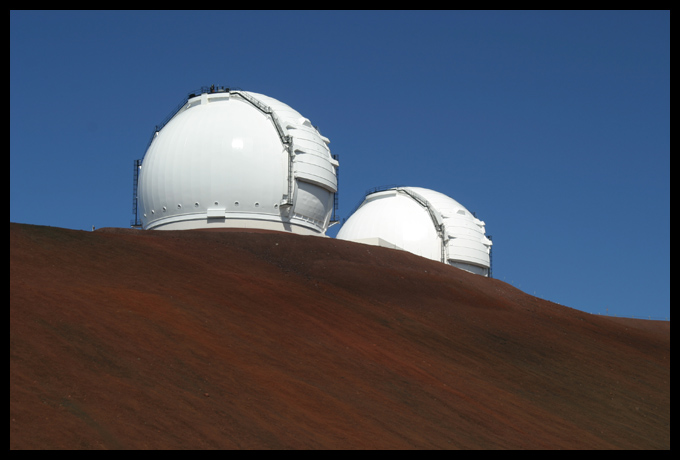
[337, 187, 493, 276]
[133, 86, 339, 235]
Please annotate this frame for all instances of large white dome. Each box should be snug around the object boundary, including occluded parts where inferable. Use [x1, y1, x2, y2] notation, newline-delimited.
[136, 87, 339, 234]
[336, 187, 493, 276]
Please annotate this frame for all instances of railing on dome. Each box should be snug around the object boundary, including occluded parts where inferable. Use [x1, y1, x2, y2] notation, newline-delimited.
[341, 184, 404, 225]
[234, 90, 292, 147]
[142, 86, 242, 155]
[365, 184, 404, 197]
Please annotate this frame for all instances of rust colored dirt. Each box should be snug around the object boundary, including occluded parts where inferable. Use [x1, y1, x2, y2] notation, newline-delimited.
[9, 223, 670, 449]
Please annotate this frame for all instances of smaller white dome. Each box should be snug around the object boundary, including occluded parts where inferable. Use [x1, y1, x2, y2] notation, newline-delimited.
[337, 187, 493, 276]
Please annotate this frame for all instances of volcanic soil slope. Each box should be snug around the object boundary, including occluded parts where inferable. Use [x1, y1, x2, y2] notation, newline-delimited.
[10, 222, 670, 449]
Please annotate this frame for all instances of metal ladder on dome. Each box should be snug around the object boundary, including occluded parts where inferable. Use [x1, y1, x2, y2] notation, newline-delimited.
[231, 90, 295, 208]
[130, 159, 142, 228]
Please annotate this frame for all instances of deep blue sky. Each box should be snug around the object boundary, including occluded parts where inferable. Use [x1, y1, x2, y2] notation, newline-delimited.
[10, 10, 669, 319]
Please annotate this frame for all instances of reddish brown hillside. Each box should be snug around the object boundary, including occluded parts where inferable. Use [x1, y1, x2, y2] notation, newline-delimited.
[10, 222, 670, 449]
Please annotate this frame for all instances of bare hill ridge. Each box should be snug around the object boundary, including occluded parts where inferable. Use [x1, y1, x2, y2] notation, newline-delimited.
[9, 222, 670, 449]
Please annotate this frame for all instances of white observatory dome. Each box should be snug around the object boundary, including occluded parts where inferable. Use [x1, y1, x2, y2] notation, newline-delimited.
[336, 187, 493, 276]
[136, 87, 339, 235]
